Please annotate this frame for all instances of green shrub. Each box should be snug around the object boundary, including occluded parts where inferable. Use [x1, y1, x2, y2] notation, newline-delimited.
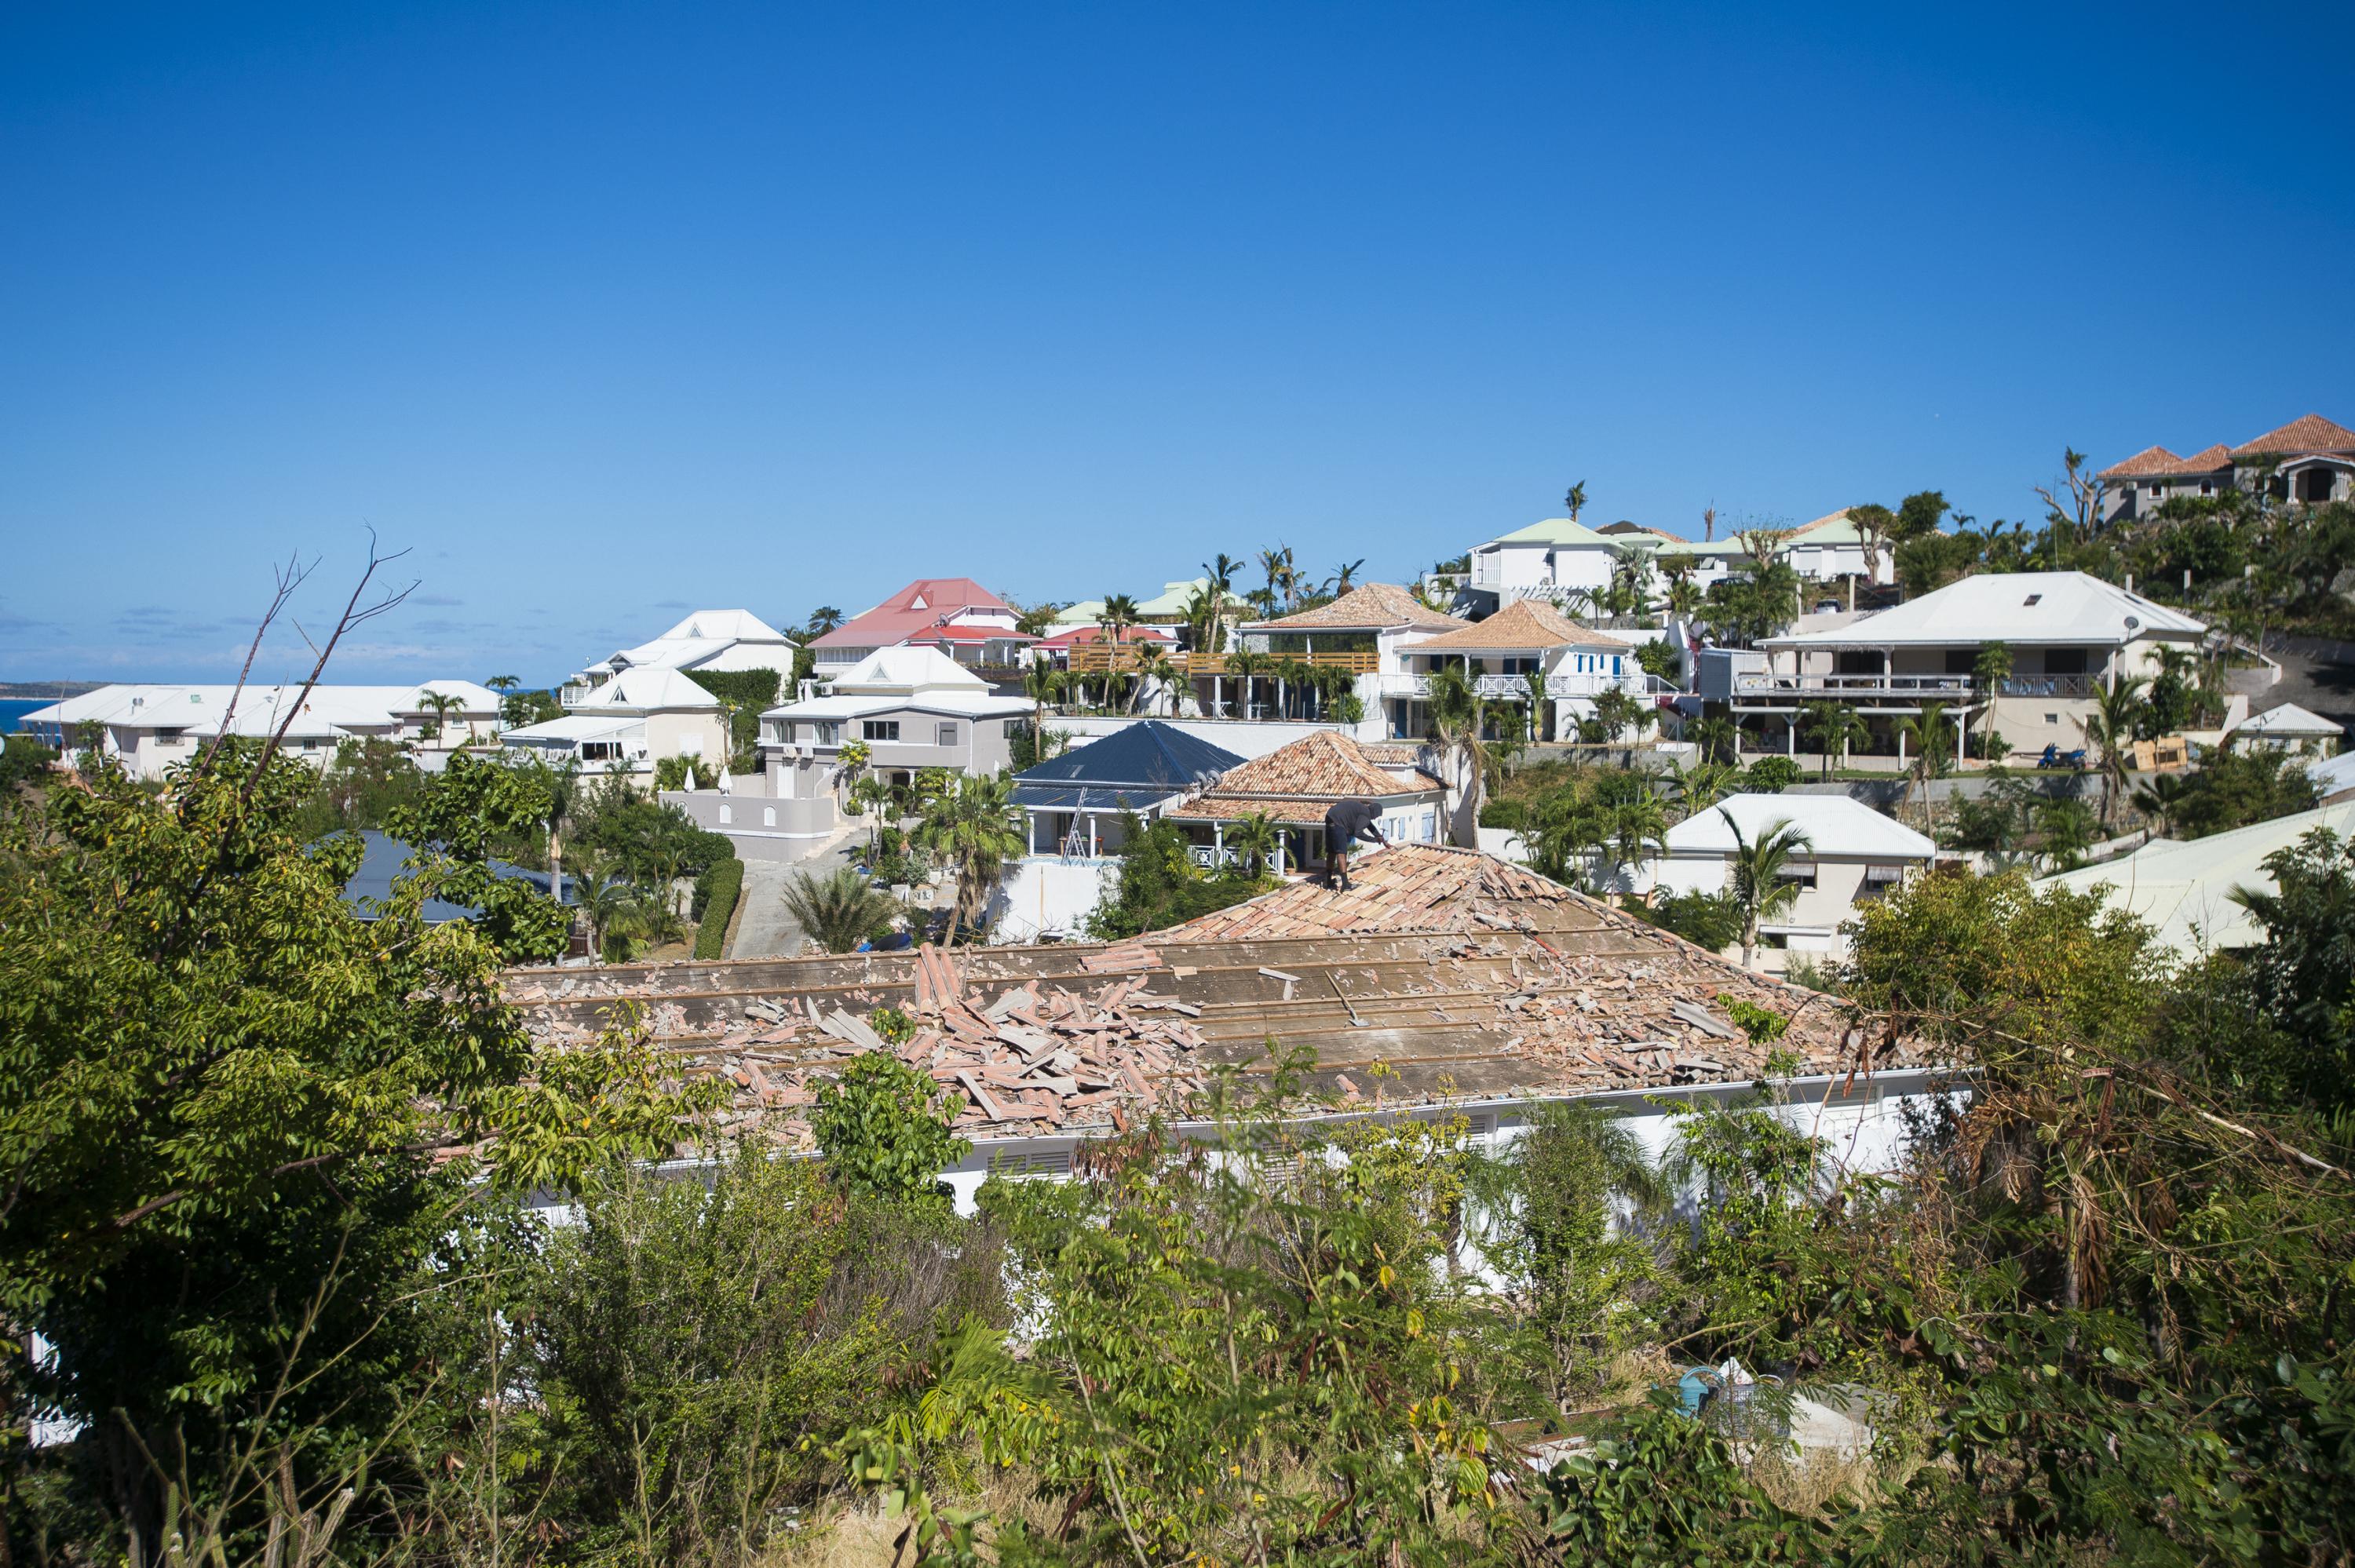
[812, 1052, 970, 1209]
[1740, 756, 1802, 793]
[1479, 797, 1529, 830]
[691, 855, 742, 958]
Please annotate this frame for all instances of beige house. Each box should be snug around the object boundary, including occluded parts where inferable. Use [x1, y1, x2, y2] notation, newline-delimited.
[1746, 571, 2210, 759]
[1643, 794, 1936, 974]
[1164, 731, 1447, 875]
[503, 667, 725, 778]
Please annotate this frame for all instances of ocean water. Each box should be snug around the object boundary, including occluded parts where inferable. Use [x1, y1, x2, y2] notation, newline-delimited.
[0, 698, 52, 735]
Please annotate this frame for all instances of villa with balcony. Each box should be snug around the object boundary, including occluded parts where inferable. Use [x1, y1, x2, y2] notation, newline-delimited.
[1173, 582, 1468, 731]
[1732, 570, 2210, 759]
[559, 609, 797, 709]
[758, 647, 1031, 800]
[1380, 599, 1666, 740]
[2098, 413, 2355, 527]
[806, 578, 1037, 687]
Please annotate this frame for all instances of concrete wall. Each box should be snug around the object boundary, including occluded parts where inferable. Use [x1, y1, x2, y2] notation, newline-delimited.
[988, 856, 1117, 943]
[641, 709, 727, 764]
[659, 789, 838, 863]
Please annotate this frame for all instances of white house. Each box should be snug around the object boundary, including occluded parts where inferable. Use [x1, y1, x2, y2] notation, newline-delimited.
[1747, 571, 2212, 760]
[2223, 701, 2342, 757]
[20, 681, 502, 781]
[2040, 800, 2355, 961]
[561, 609, 797, 707]
[1466, 517, 1623, 609]
[1386, 599, 1660, 741]
[503, 667, 725, 778]
[1645, 793, 1936, 974]
[759, 646, 1031, 800]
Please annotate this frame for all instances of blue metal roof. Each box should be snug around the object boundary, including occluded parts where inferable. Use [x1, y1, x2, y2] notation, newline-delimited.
[338, 829, 568, 922]
[1013, 720, 1244, 793]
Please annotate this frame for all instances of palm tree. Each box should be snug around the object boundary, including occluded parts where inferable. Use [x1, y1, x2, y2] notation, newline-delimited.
[1225, 648, 1268, 719]
[1201, 553, 1242, 655]
[780, 866, 901, 954]
[1564, 480, 1588, 523]
[1663, 563, 1702, 622]
[486, 674, 520, 694]
[543, 764, 579, 905]
[1724, 812, 1812, 971]
[2130, 773, 2188, 838]
[571, 859, 633, 960]
[1522, 667, 1552, 743]
[1097, 593, 1141, 649]
[1258, 545, 1300, 613]
[1897, 701, 1955, 818]
[1798, 700, 1868, 779]
[418, 689, 466, 747]
[1225, 811, 1280, 877]
[1327, 558, 1366, 596]
[2081, 676, 2149, 831]
[1022, 655, 1061, 750]
[1599, 789, 1670, 901]
[914, 771, 1027, 946]
[1665, 757, 1736, 819]
[1426, 665, 1495, 847]
[849, 774, 896, 852]
[1557, 586, 1599, 626]
[804, 606, 845, 637]
[1690, 714, 1737, 765]
[1133, 646, 1181, 715]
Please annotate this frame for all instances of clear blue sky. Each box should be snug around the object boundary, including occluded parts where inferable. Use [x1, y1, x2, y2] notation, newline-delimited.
[5, 1, 2350, 685]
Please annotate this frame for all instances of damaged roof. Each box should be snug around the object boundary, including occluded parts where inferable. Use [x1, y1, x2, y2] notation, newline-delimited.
[504, 847, 1929, 1150]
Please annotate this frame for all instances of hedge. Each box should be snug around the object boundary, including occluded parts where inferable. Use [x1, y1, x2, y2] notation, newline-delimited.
[692, 856, 744, 959]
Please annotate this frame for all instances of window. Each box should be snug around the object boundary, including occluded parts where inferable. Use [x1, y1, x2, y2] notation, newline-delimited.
[1501, 656, 1537, 675]
[936, 722, 958, 746]
[2146, 484, 2161, 498]
[2046, 713, 2061, 725]
[816, 722, 842, 746]
[1773, 863, 1817, 890]
[2023, 593, 2043, 606]
[2200, 481, 2214, 495]
[863, 720, 900, 742]
[2044, 647, 2087, 676]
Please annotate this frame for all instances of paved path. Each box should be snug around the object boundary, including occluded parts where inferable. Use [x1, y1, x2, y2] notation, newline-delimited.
[728, 833, 863, 958]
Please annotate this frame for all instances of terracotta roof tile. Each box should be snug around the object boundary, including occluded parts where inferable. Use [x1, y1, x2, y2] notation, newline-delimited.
[2097, 445, 2184, 480]
[1411, 599, 1633, 653]
[1248, 582, 1466, 633]
[1147, 844, 1578, 941]
[2233, 414, 2355, 458]
[1169, 731, 1434, 810]
[2153, 443, 2233, 475]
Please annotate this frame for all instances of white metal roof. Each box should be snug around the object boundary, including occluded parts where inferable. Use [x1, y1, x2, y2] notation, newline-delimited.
[501, 714, 644, 744]
[646, 608, 791, 645]
[2040, 800, 2355, 957]
[1764, 571, 2207, 650]
[20, 682, 499, 738]
[2306, 750, 2355, 799]
[2228, 702, 2344, 739]
[1662, 793, 1937, 860]
[571, 667, 721, 712]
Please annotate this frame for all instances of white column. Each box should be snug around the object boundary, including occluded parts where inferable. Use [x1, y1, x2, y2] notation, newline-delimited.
[1897, 725, 1908, 764]
[1090, 814, 1100, 858]
[1213, 820, 1224, 866]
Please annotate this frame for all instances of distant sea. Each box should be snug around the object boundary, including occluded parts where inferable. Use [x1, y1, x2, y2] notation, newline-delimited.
[0, 698, 53, 735]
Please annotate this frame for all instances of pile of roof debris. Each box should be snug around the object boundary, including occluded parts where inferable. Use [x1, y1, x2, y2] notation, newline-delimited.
[650, 942, 1209, 1143]
[503, 846, 1919, 1147]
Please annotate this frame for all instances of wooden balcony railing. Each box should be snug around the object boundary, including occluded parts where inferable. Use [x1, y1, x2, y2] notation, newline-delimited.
[1183, 648, 1378, 676]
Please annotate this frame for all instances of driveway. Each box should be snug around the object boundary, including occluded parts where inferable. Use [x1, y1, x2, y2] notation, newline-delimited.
[729, 832, 863, 958]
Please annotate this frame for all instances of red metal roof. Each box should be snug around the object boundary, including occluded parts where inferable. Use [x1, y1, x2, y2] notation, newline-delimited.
[809, 578, 1017, 649]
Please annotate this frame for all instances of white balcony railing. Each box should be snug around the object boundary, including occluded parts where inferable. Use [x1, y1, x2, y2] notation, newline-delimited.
[1732, 673, 1976, 700]
[1378, 671, 1668, 701]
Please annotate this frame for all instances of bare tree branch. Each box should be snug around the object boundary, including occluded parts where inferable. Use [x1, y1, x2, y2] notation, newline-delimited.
[197, 553, 317, 779]
[246, 528, 417, 797]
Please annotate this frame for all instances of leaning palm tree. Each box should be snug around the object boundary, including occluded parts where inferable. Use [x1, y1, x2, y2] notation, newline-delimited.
[1327, 558, 1367, 596]
[1426, 665, 1495, 848]
[1897, 701, 1955, 818]
[1200, 553, 1243, 655]
[780, 866, 901, 954]
[1724, 811, 1812, 971]
[914, 771, 1027, 946]
[2080, 676, 2149, 832]
[1225, 811, 1280, 878]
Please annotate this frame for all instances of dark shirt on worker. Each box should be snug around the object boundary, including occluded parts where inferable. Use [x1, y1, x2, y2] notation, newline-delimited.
[1323, 798, 1384, 849]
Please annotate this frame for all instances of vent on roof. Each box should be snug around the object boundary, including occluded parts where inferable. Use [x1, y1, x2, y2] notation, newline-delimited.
[910, 594, 929, 611]
[2023, 593, 2042, 606]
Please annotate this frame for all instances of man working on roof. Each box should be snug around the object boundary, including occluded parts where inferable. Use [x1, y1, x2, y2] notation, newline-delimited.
[1322, 797, 1387, 891]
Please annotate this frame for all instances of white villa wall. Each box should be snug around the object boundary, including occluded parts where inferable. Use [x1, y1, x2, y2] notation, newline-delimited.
[988, 857, 1116, 943]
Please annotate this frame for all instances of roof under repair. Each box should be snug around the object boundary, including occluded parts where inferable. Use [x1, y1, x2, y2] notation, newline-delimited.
[503, 845, 1930, 1147]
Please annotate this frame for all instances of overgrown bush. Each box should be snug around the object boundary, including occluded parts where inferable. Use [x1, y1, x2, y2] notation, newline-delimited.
[691, 854, 743, 957]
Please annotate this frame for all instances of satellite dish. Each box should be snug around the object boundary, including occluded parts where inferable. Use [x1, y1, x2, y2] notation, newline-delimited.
[2123, 615, 2141, 631]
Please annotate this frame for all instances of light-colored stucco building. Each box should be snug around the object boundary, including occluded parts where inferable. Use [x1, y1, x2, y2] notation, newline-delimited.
[21, 680, 502, 781]
[503, 667, 726, 778]
[1642, 793, 1936, 973]
[560, 609, 797, 708]
[758, 646, 1031, 800]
